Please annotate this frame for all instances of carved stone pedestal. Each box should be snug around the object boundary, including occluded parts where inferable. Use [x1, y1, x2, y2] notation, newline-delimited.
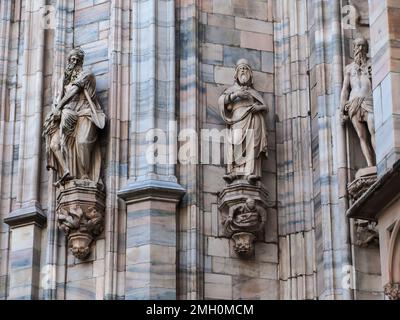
[218, 181, 268, 258]
[348, 166, 377, 201]
[56, 180, 105, 260]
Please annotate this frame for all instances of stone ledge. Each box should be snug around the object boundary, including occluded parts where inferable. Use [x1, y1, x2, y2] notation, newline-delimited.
[118, 179, 186, 204]
[347, 160, 400, 221]
[4, 203, 47, 228]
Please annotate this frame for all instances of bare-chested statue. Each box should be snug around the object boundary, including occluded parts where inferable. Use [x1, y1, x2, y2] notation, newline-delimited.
[340, 37, 376, 167]
[218, 59, 268, 184]
[43, 48, 106, 186]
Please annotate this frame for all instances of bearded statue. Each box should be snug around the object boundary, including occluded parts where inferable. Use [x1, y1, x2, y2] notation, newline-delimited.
[218, 59, 269, 185]
[43, 48, 106, 187]
[340, 37, 376, 167]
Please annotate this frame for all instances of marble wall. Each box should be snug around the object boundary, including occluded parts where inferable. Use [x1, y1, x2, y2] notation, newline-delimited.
[0, 0, 396, 300]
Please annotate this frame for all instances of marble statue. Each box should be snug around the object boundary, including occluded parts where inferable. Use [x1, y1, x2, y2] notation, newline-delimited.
[219, 59, 268, 184]
[43, 48, 106, 186]
[340, 37, 376, 167]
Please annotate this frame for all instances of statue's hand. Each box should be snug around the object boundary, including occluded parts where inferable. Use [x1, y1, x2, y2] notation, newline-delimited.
[340, 111, 348, 125]
[236, 90, 250, 99]
[251, 104, 266, 113]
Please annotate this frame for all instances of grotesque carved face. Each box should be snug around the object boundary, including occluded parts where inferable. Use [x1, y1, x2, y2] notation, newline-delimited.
[237, 64, 252, 85]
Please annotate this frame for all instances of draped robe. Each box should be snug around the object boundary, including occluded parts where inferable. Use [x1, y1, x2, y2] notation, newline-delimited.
[44, 71, 106, 183]
[218, 83, 268, 177]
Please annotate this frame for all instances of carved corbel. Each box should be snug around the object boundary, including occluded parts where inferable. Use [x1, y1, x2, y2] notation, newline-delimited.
[56, 180, 105, 260]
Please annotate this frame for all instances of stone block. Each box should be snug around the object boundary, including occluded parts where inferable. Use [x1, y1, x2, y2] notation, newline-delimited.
[262, 51, 274, 73]
[207, 237, 230, 257]
[233, 276, 279, 300]
[214, 66, 235, 85]
[75, 2, 110, 27]
[213, 0, 234, 15]
[201, 43, 223, 65]
[235, 17, 273, 34]
[204, 273, 232, 299]
[240, 31, 273, 52]
[208, 13, 235, 29]
[254, 242, 278, 263]
[74, 23, 99, 47]
[223, 46, 261, 71]
[205, 25, 241, 47]
[66, 278, 96, 300]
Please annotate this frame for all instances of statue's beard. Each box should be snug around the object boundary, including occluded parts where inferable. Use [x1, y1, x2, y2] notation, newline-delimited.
[64, 63, 81, 85]
[239, 73, 251, 86]
[354, 49, 366, 67]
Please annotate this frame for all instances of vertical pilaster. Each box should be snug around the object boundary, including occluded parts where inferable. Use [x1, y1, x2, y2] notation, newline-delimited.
[4, 0, 47, 300]
[0, 0, 13, 300]
[15, 0, 46, 209]
[4, 207, 46, 299]
[105, 0, 131, 300]
[177, 0, 204, 300]
[369, 0, 400, 176]
[42, 0, 75, 300]
[275, 0, 317, 300]
[306, 0, 352, 300]
[119, 182, 184, 300]
[118, 0, 184, 300]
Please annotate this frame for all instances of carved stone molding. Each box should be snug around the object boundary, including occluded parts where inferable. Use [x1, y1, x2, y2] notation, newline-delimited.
[56, 180, 105, 260]
[218, 181, 269, 258]
[384, 282, 400, 300]
[348, 167, 377, 201]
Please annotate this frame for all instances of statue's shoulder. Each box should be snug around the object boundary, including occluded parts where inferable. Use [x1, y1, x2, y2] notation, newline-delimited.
[79, 70, 95, 81]
[224, 85, 238, 95]
[345, 63, 355, 74]
[73, 71, 96, 87]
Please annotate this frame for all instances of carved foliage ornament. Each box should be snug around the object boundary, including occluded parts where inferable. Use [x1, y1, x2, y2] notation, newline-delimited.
[58, 204, 104, 259]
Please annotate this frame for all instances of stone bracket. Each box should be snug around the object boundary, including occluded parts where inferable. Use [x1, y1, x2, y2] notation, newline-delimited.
[218, 181, 269, 258]
[56, 180, 105, 260]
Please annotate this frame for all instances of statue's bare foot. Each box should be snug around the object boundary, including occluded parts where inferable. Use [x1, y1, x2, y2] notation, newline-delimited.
[248, 175, 261, 185]
[223, 174, 237, 184]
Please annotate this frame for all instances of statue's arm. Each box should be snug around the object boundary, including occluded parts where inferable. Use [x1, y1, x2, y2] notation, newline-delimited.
[340, 69, 351, 114]
[339, 68, 351, 124]
[220, 91, 237, 106]
[57, 85, 81, 110]
[252, 103, 268, 112]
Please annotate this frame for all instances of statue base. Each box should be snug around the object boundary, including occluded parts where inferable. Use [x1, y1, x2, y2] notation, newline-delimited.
[348, 166, 377, 201]
[218, 180, 269, 259]
[56, 180, 105, 260]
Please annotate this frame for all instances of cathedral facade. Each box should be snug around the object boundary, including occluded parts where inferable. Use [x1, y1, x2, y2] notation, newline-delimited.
[0, 0, 399, 300]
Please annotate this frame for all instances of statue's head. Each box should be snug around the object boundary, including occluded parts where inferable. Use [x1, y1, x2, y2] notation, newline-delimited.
[67, 48, 85, 71]
[235, 59, 253, 86]
[246, 198, 256, 210]
[353, 37, 368, 61]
